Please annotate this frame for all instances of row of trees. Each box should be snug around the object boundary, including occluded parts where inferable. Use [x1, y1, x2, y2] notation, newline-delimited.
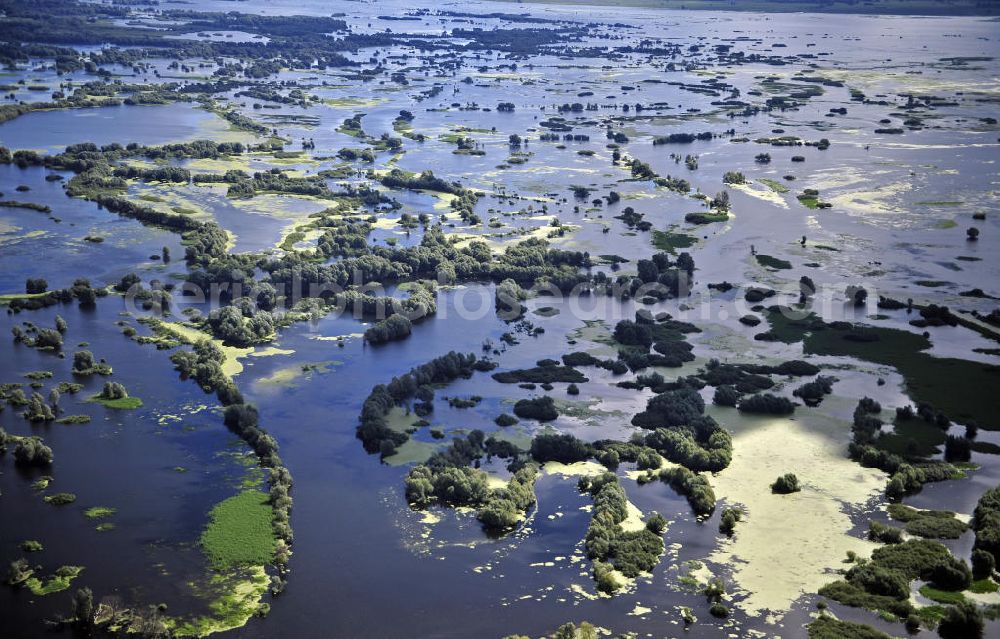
[356, 351, 489, 457]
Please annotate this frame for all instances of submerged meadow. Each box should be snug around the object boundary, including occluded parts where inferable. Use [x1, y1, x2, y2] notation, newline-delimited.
[0, 0, 998, 638]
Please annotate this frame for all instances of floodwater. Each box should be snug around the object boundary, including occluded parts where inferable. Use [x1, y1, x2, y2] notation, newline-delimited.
[1, 1, 998, 638]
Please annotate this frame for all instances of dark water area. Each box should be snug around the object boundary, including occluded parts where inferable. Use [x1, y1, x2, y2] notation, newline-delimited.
[1, 1, 999, 638]
[0, 165, 186, 293]
[0, 300, 254, 636]
[0, 104, 241, 154]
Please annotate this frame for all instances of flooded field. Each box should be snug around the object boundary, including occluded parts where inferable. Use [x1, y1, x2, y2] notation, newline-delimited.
[0, 1, 998, 638]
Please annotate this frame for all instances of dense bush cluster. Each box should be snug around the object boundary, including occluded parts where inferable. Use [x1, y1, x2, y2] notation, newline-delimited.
[645, 416, 732, 472]
[793, 375, 836, 406]
[12, 437, 54, 466]
[170, 339, 243, 406]
[887, 504, 967, 540]
[364, 313, 412, 345]
[819, 539, 971, 619]
[529, 432, 589, 463]
[514, 396, 559, 421]
[492, 363, 587, 384]
[657, 466, 715, 516]
[738, 393, 796, 415]
[405, 462, 538, 534]
[578, 473, 665, 592]
[771, 473, 800, 494]
[972, 486, 1000, 574]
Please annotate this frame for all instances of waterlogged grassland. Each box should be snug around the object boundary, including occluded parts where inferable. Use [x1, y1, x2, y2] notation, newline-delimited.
[200, 490, 276, 570]
[766, 309, 1000, 427]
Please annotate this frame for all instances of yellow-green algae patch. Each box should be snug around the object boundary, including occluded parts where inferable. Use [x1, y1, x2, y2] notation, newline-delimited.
[169, 566, 270, 638]
[24, 566, 84, 596]
[146, 320, 254, 379]
[705, 408, 885, 619]
[84, 506, 116, 519]
[249, 347, 295, 358]
[542, 460, 607, 477]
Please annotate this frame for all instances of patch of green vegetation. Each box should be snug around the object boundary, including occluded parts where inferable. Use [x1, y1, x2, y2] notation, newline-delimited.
[20, 540, 43, 552]
[88, 394, 143, 409]
[24, 370, 53, 380]
[918, 584, 967, 605]
[915, 605, 948, 624]
[755, 254, 792, 270]
[44, 492, 76, 505]
[24, 566, 83, 596]
[971, 440, 1000, 455]
[875, 417, 946, 457]
[533, 306, 560, 317]
[279, 230, 306, 251]
[95, 523, 115, 532]
[684, 211, 729, 224]
[200, 490, 276, 569]
[56, 414, 91, 425]
[887, 503, 966, 539]
[171, 567, 271, 637]
[808, 614, 894, 639]
[969, 578, 999, 594]
[652, 229, 696, 254]
[759, 178, 790, 194]
[797, 193, 820, 209]
[84, 506, 116, 519]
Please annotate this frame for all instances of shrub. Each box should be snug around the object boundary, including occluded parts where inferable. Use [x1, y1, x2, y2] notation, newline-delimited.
[868, 521, 903, 544]
[937, 601, 983, 639]
[720, 507, 742, 536]
[514, 396, 559, 422]
[713, 385, 739, 407]
[364, 313, 412, 345]
[771, 473, 800, 494]
[944, 436, 971, 462]
[25, 278, 48, 294]
[659, 466, 715, 516]
[632, 387, 705, 428]
[44, 492, 77, 505]
[971, 549, 995, 580]
[530, 432, 589, 463]
[13, 438, 53, 466]
[494, 413, 518, 427]
[100, 382, 128, 400]
[740, 393, 795, 415]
